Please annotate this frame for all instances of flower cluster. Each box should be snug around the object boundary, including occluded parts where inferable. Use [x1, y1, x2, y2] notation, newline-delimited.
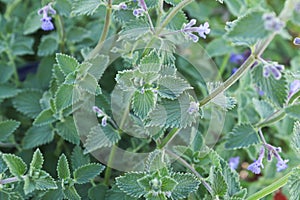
[262, 62, 284, 80]
[181, 19, 210, 42]
[262, 13, 285, 32]
[92, 106, 108, 127]
[37, 3, 56, 31]
[247, 147, 265, 174]
[133, 0, 148, 17]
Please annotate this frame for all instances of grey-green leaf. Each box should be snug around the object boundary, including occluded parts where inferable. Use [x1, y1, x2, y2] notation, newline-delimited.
[30, 149, 44, 171]
[56, 116, 80, 145]
[132, 90, 156, 119]
[73, 163, 105, 184]
[210, 167, 228, 197]
[171, 173, 200, 199]
[23, 125, 55, 149]
[2, 154, 27, 177]
[116, 172, 146, 198]
[292, 121, 300, 154]
[158, 76, 192, 100]
[56, 53, 79, 75]
[0, 120, 20, 141]
[288, 167, 300, 200]
[55, 84, 81, 111]
[71, 146, 90, 171]
[57, 154, 71, 180]
[72, 0, 102, 16]
[33, 109, 57, 126]
[286, 104, 300, 120]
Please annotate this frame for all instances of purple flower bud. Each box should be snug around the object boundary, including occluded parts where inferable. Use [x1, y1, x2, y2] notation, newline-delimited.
[188, 101, 199, 114]
[289, 80, 300, 98]
[228, 156, 240, 170]
[92, 106, 104, 117]
[247, 147, 265, 174]
[101, 116, 108, 127]
[133, 8, 145, 17]
[263, 63, 284, 80]
[267, 150, 273, 162]
[41, 17, 54, 31]
[293, 37, 300, 45]
[141, 87, 145, 94]
[276, 159, 288, 172]
[182, 20, 210, 42]
[263, 66, 271, 78]
[229, 53, 244, 64]
[119, 2, 127, 10]
[270, 66, 282, 80]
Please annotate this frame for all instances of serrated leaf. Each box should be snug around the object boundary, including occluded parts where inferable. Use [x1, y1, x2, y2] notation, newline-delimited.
[164, 0, 181, 6]
[74, 163, 105, 184]
[288, 167, 300, 200]
[23, 10, 41, 35]
[88, 184, 108, 200]
[0, 120, 20, 141]
[286, 104, 300, 120]
[38, 34, 59, 56]
[132, 90, 156, 119]
[72, 0, 102, 16]
[77, 73, 101, 95]
[158, 76, 192, 100]
[292, 121, 300, 154]
[71, 146, 90, 171]
[56, 53, 79, 75]
[146, 92, 199, 128]
[0, 84, 20, 100]
[42, 183, 64, 200]
[57, 154, 70, 179]
[34, 169, 57, 191]
[2, 154, 27, 177]
[120, 19, 150, 40]
[12, 36, 34, 56]
[84, 124, 121, 154]
[86, 54, 109, 80]
[30, 149, 44, 171]
[171, 173, 200, 199]
[55, 0, 72, 17]
[12, 90, 43, 119]
[116, 172, 146, 198]
[225, 124, 260, 149]
[105, 185, 138, 200]
[56, 116, 80, 145]
[225, 11, 269, 46]
[64, 186, 81, 200]
[23, 125, 55, 149]
[210, 168, 228, 197]
[139, 51, 161, 73]
[55, 84, 81, 111]
[166, 10, 187, 31]
[33, 109, 57, 126]
[0, 63, 14, 83]
[206, 38, 235, 57]
[24, 176, 35, 195]
[252, 99, 275, 119]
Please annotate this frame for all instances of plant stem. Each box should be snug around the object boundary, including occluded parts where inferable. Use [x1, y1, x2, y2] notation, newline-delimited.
[166, 149, 213, 196]
[157, 128, 180, 149]
[104, 143, 118, 185]
[55, 15, 66, 53]
[6, 50, 20, 87]
[255, 109, 286, 128]
[0, 175, 26, 185]
[245, 171, 291, 200]
[258, 129, 267, 144]
[88, 0, 113, 59]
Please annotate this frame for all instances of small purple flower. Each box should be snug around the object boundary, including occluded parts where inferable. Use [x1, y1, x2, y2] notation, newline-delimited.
[228, 157, 240, 170]
[38, 3, 56, 31]
[230, 54, 244, 64]
[231, 67, 238, 75]
[182, 19, 210, 42]
[188, 101, 199, 114]
[92, 106, 104, 117]
[264, 143, 288, 172]
[133, 0, 147, 17]
[276, 159, 288, 172]
[289, 80, 300, 98]
[247, 147, 265, 174]
[119, 2, 128, 10]
[101, 116, 108, 127]
[262, 13, 285, 32]
[263, 63, 284, 80]
[293, 37, 300, 45]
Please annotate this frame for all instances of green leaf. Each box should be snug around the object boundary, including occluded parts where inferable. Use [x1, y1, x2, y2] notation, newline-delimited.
[71, 146, 90, 171]
[224, 0, 247, 16]
[38, 34, 59, 56]
[88, 184, 108, 200]
[72, 0, 103, 16]
[12, 90, 43, 119]
[56, 116, 80, 145]
[105, 185, 138, 200]
[23, 125, 55, 149]
[12, 36, 34, 56]
[286, 104, 300, 120]
[158, 76, 192, 100]
[164, 0, 181, 6]
[2, 154, 27, 177]
[55, 0, 72, 17]
[120, 19, 150, 40]
[252, 65, 288, 107]
[77, 73, 101, 95]
[24, 176, 35, 195]
[0, 84, 20, 100]
[225, 11, 269, 46]
[292, 121, 300, 154]
[56, 53, 79, 75]
[252, 99, 275, 119]
[209, 167, 228, 197]
[225, 124, 260, 149]
[171, 173, 200, 199]
[33, 109, 57, 126]
[33, 170, 58, 191]
[0, 63, 14, 83]
[139, 51, 161, 73]
[132, 90, 156, 119]
[166, 10, 187, 31]
[57, 154, 70, 180]
[146, 92, 199, 128]
[288, 167, 300, 200]
[84, 124, 121, 154]
[116, 172, 146, 198]
[73, 163, 105, 184]
[207, 38, 235, 57]
[0, 120, 20, 141]
[55, 84, 81, 111]
[86, 54, 109, 80]
[64, 186, 81, 200]
[23, 10, 41, 35]
[30, 149, 44, 171]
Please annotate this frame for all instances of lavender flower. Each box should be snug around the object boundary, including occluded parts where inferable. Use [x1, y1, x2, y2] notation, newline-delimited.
[264, 143, 288, 172]
[276, 158, 288, 172]
[119, 2, 127, 10]
[188, 101, 199, 114]
[101, 116, 108, 127]
[263, 63, 284, 80]
[288, 80, 300, 98]
[229, 53, 244, 64]
[293, 37, 300, 45]
[228, 157, 240, 170]
[247, 147, 265, 174]
[38, 3, 56, 31]
[182, 19, 210, 42]
[92, 106, 104, 117]
[133, 0, 147, 17]
[262, 13, 285, 32]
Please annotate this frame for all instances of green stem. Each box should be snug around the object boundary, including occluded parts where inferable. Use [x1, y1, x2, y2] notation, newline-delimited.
[246, 172, 291, 200]
[218, 54, 230, 78]
[104, 143, 118, 185]
[6, 50, 20, 87]
[55, 15, 66, 53]
[255, 109, 286, 128]
[88, 0, 113, 59]
[157, 128, 180, 149]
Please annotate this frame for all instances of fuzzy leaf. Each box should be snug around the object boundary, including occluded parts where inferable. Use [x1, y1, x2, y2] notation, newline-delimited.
[139, 51, 161, 73]
[286, 104, 300, 120]
[71, 146, 90, 171]
[210, 168, 228, 197]
[23, 10, 41, 35]
[56, 116, 80, 145]
[292, 121, 300, 154]
[72, 0, 103, 16]
[84, 124, 121, 154]
[73, 163, 105, 184]
[55, 84, 81, 111]
[77, 73, 101, 95]
[30, 149, 44, 171]
[132, 90, 156, 119]
[158, 76, 192, 100]
[64, 186, 81, 200]
[23, 125, 55, 149]
[252, 99, 275, 119]
[33, 109, 57, 126]
[225, 11, 269, 46]
[0, 84, 20, 100]
[0, 120, 20, 141]
[2, 154, 27, 177]
[116, 172, 146, 198]
[252, 65, 288, 107]
[0, 63, 14, 84]
[55, 0, 72, 17]
[86, 55, 109, 80]
[206, 38, 235, 57]
[38, 34, 59, 56]
[105, 185, 138, 200]
[12, 90, 43, 119]
[56, 53, 79, 75]
[33, 170, 58, 191]
[88, 184, 108, 200]
[225, 124, 260, 149]
[223, 0, 247, 16]
[288, 167, 300, 200]
[171, 173, 200, 199]
[57, 154, 70, 180]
